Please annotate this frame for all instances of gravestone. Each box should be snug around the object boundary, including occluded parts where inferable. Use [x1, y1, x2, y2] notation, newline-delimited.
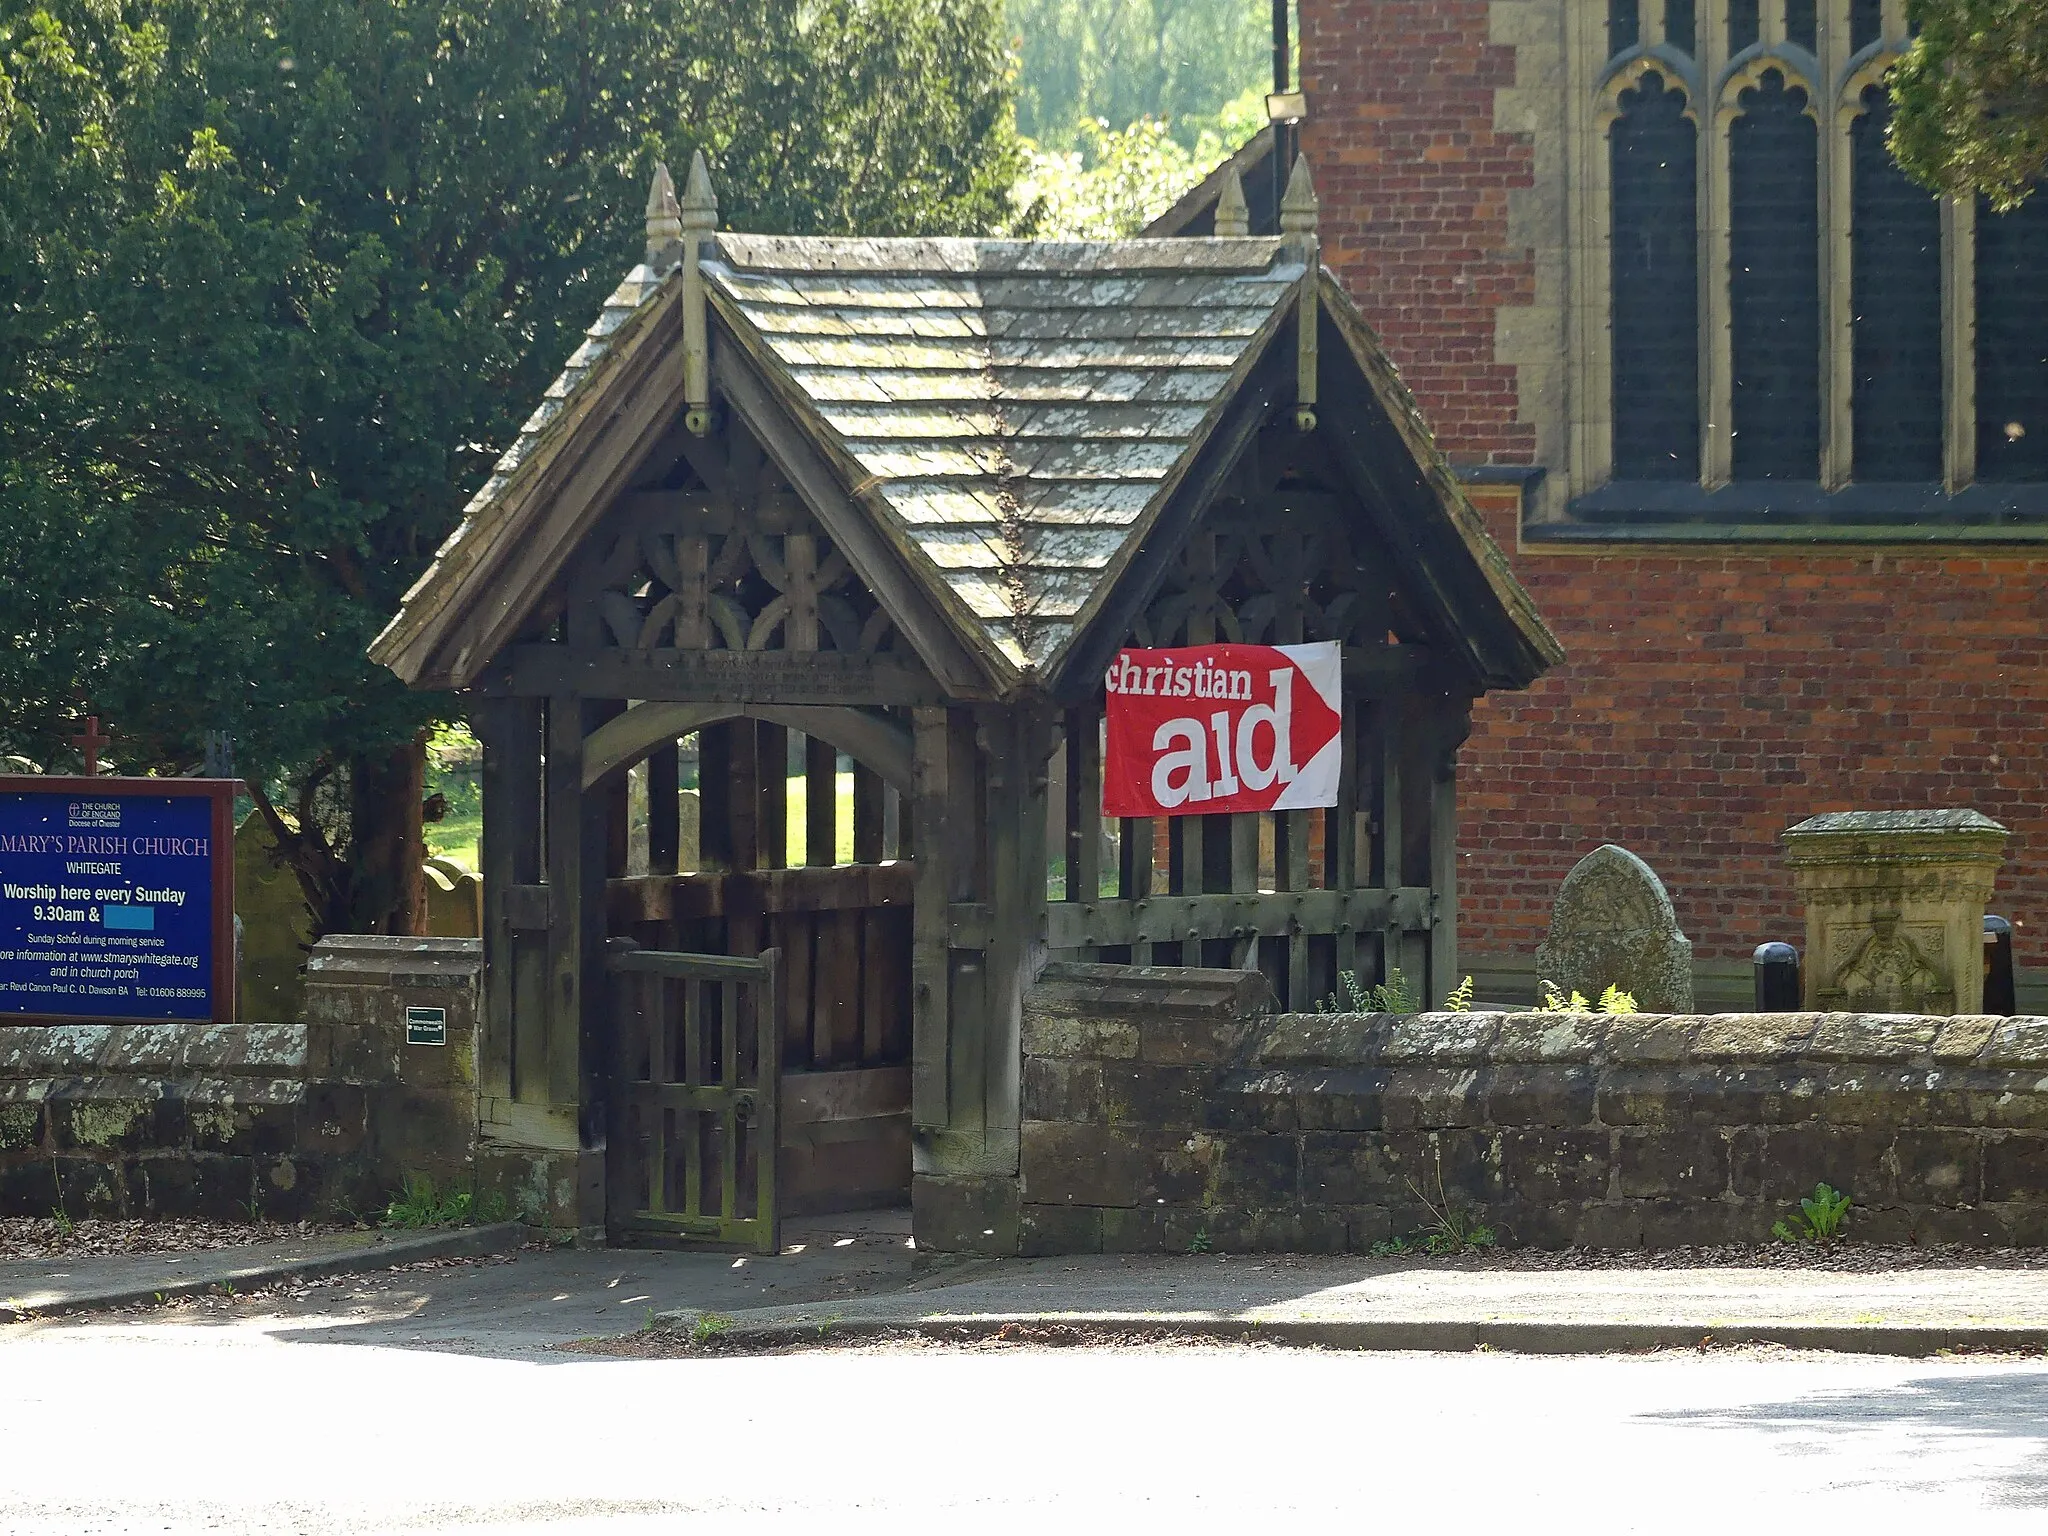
[1782, 809, 2007, 1014]
[234, 811, 315, 1022]
[677, 788, 702, 870]
[422, 856, 482, 937]
[1533, 844, 1694, 1011]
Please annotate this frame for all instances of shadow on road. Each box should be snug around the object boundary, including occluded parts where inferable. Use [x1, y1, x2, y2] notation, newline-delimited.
[37, 1209, 922, 1362]
[1642, 1368, 2048, 1508]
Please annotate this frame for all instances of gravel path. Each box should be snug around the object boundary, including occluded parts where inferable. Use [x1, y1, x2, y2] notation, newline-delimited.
[0, 1216, 360, 1262]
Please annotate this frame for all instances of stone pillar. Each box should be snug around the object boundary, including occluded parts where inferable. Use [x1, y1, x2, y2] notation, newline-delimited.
[302, 935, 481, 1196]
[1782, 811, 2009, 1014]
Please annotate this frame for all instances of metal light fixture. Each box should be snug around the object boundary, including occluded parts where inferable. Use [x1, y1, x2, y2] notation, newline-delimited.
[1266, 90, 1308, 125]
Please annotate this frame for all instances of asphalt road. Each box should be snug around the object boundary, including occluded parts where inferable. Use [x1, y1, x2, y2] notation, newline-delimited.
[5, 1281, 2047, 1533]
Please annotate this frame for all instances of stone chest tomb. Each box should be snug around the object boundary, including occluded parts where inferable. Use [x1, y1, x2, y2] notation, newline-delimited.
[369, 155, 1561, 1251]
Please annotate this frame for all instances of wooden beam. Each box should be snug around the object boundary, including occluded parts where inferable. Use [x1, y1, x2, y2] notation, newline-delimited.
[1044, 886, 1434, 950]
[502, 645, 944, 707]
[582, 700, 914, 796]
[605, 862, 914, 925]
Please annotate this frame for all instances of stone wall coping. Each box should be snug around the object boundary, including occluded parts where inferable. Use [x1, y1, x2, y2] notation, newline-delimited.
[306, 934, 481, 986]
[1785, 809, 2007, 837]
[0, 1021, 311, 1078]
[1246, 1010, 2048, 1070]
[1032, 961, 1274, 1019]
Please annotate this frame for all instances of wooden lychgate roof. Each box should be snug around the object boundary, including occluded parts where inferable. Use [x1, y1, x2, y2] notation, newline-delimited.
[371, 169, 1561, 696]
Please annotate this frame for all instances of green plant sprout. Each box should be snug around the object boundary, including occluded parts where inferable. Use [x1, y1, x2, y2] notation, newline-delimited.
[381, 1173, 474, 1230]
[1774, 1183, 1852, 1243]
[1535, 980, 1638, 1014]
[1315, 966, 1417, 1014]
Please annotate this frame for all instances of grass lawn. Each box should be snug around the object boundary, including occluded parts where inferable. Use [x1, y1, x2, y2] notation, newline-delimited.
[425, 806, 480, 871]
[423, 774, 859, 873]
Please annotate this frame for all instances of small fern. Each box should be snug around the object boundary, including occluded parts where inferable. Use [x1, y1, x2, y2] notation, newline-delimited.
[1535, 980, 1640, 1015]
[1315, 965, 1417, 1014]
[1535, 980, 1591, 1013]
[1442, 975, 1476, 1012]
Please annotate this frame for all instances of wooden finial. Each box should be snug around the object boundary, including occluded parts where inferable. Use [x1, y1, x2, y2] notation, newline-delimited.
[1279, 154, 1319, 240]
[681, 150, 718, 433]
[1279, 156, 1321, 431]
[681, 150, 718, 238]
[1214, 166, 1251, 237]
[645, 162, 682, 263]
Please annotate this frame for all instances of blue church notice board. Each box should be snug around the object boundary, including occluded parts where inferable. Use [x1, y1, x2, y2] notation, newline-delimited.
[0, 778, 238, 1023]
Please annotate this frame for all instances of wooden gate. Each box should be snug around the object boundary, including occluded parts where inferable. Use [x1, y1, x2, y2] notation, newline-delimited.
[605, 941, 781, 1252]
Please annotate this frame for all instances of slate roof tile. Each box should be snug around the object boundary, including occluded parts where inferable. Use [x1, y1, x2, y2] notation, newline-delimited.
[696, 237, 1304, 667]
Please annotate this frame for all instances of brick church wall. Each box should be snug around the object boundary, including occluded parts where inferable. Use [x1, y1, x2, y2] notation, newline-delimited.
[1302, 1, 2048, 978]
[1458, 501, 2048, 972]
[1300, 0, 1537, 465]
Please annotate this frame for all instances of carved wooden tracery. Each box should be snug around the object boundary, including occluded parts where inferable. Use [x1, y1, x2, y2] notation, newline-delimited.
[1135, 435, 1402, 650]
[565, 422, 900, 659]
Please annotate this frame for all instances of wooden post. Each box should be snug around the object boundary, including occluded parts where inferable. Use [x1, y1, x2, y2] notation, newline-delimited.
[544, 697, 606, 1132]
[910, 707, 954, 1130]
[756, 722, 788, 870]
[477, 694, 542, 1104]
[699, 724, 735, 872]
[806, 733, 837, 866]
[648, 742, 680, 875]
[975, 706, 1045, 1169]
[852, 763, 885, 865]
[1119, 814, 1154, 964]
[593, 701, 628, 878]
[1377, 700, 1405, 995]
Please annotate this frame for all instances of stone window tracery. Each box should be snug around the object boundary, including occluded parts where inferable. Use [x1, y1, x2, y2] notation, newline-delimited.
[1579, 0, 2048, 500]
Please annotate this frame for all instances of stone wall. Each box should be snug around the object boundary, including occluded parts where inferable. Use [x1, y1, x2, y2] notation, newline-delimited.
[0, 936, 483, 1221]
[1006, 962, 2048, 1254]
[0, 1020, 378, 1220]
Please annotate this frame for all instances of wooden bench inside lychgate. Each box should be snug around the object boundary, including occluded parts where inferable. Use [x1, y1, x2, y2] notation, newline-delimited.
[370, 151, 1561, 1248]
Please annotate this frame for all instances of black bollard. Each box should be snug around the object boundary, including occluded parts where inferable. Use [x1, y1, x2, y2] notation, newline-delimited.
[1984, 915, 2017, 1016]
[1753, 942, 1801, 1011]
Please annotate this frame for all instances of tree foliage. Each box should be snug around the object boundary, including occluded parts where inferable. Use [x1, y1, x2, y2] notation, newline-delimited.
[1890, 0, 2048, 209]
[1015, 100, 1261, 236]
[0, 0, 1021, 935]
[1006, 0, 1268, 153]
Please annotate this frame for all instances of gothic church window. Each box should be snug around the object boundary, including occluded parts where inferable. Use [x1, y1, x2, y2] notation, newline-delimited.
[1850, 89, 1941, 480]
[1609, 70, 1699, 478]
[1586, 0, 2048, 504]
[1728, 69, 1819, 479]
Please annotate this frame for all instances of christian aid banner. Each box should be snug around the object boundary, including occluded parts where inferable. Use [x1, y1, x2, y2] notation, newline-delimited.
[1102, 642, 1343, 817]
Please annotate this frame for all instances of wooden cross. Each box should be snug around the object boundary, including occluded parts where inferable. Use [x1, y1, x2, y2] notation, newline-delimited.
[68, 714, 108, 776]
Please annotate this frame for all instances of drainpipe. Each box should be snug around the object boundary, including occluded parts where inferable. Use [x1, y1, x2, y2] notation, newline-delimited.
[1272, 0, 1292, 229]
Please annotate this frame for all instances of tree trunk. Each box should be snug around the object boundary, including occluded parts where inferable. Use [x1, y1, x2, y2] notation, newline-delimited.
[347, 732, 429, 936]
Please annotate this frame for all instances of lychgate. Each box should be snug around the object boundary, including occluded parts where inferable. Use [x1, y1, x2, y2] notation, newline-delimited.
[370, 153, 1562, 1252]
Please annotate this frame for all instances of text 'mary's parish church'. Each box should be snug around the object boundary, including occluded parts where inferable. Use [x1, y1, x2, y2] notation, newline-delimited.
[1266, 0, 2048, 1002]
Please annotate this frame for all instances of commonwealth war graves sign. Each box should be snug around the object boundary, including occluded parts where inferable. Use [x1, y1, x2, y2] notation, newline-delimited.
[0, 779, 237, 1023]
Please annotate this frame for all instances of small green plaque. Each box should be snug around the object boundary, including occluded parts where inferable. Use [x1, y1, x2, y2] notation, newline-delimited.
[405, 1005, 447, 1046]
